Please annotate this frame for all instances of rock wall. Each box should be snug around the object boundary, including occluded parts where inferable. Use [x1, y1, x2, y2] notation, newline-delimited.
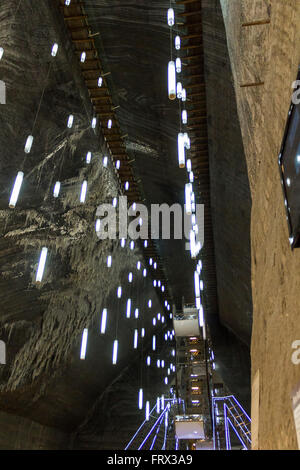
[221, 0, 300, 449]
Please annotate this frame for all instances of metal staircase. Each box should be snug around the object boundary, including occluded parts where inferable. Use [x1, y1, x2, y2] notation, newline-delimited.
[212, 395, 251, 450]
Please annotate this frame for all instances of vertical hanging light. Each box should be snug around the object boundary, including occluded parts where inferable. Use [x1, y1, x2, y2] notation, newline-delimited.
[53, 181, 61, 198]
[175, 35, 181, 50]
[9, 171, 24, 208]
[24, 135, 34, 153]
[51, 43, 58, 57]
[80, 181, 87, 203]
[126, 299, 131, 318]
[117, 286, 122, 298]
[107, 255, 112, 267]
[134, 329, 138, 349]
[36, 247, 48, 283]
[168, 61, 176, 100]
[108, 119, 112, 129]
[91, 117, 97, 129]
[167, 8, 175, 26]
[112, 339, 118, 364]
[86, 151, 92, 164]
[182, 109, 187, 124]
[147, 356, 151, 366]
[80, 52, 86, 63]
[97, 76, 103, 87]
[177, 133, 185, 168]
[80, 328, 88, 360]
[139, 388, 143, 410]
[67, 115, 74, 128]
[176, 82, 182, 99]
[175, 57, 181, 73]
[156, 397, 160, 414]
[101, 308, 107, 334]
[181, 88, 186, 102]
[0, 47, 4, 60]
[152, 335, 156, 351]
[185, 183, 192, 215]
[145, 401, 150, 421]
[135, 308, 139, 319]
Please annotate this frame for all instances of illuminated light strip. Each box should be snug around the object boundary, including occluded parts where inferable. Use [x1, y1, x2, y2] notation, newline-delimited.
[225, 404, 251, 441]
[133, 329, 138, 349]
[138, 388, 143, 410]
[36, 247, 48, 282]
[126, 298, 131, 318]
[80, 328, 88, 360]
[112, 339, 118, 364]
[145, 401, 150, 421]
[9, 171, 24, 208]
[100, 309, 107, 334]
[80, 180, 87, 203]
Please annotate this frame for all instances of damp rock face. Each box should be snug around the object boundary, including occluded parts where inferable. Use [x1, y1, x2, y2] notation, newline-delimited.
[0, 0, 169, 449]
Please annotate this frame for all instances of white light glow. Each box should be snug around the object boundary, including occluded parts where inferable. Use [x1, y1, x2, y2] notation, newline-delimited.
[135, 308, 139, 319]
[177, 81, 182, 99]
[176, 57, 181, 73]
[98, 76, 103, 87]
[168, 61, 176, 100]
[178, 132, 185, 168]
[148, 299, 152, 308]
[117, 286, 122, 298]
[137, 261, 141, 270]
[36, 247, 48, 282]
[121, 238, 126, 248]
[51, 43, 58, 57]
[143, 268, 147, 277]
[175, 35, 181, 50]
[112, 197, 117, 208]
[128, 272, 133, 283]
[80, 328, 88, 360]
[139, 388, 143, 409]
[112, 339, 118, 364]
[24, 135, 34, 153]
[80, 52, 86, 63]
[167, 8, 175, 26]
[67, 115, 74, 128]
[156, 397, 160, 413]
[80, 180, 87, 203]
[147, 355, 151, 366]
[141, 328, 145, 338]
[182, 109, 188, 124]
[91, 117, 97, 129]
[125, 181, 129, 191]
[86, 151, 92, 164]
[130, 240, 135, 250]
[157, 359, 160, 368]
[152, 335, 156, 351]
[103, 156, 108, 167]
[116, 160, 120, 170]
[9, 171, 24, 208]
[53, 181, 61, 198]
[107, 255, 112, 268]
[134, 329, 138, 349]
[101, 308, 107, 334]
[108, 119, 112, 129]
[126, 298, 132, 318]
[181, 88, 186, 102]
[153, 318, 156, 326]
[185, 183, 192, 215]
[145, 401, 150, 421]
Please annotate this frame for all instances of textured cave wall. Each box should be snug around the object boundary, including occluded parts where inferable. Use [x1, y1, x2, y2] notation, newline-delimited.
[0, 0, 171, 449]
[221, 0, 300, 449]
